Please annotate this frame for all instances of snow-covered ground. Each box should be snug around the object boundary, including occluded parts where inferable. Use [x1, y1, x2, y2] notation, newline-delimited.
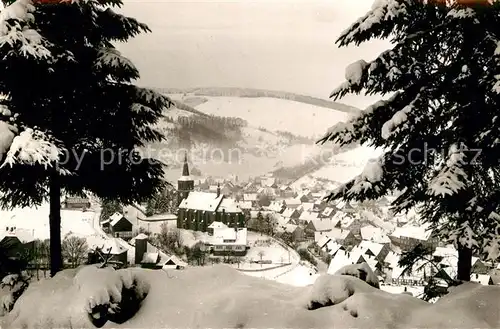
[3, 264, 498, 329]
[194, 96, 350, 139]
[293, 145, 383, 186]
[0, 203, 98, 240]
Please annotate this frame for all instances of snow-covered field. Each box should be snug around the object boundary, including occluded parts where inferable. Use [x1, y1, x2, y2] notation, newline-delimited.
[293, 145, 383, 185]
[195, 96, 350, 138]
[2, 264, 498, 329]
[0, 203, 97, 240]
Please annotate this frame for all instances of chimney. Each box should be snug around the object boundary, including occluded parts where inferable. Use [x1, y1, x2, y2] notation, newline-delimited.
[216, 183, 221, 197]
[134, 234, 148, 265]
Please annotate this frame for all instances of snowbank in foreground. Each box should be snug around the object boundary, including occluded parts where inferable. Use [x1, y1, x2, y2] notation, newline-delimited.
[1, 265, 499, 329]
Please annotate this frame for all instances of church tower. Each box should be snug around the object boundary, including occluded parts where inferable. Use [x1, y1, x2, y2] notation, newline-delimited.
[177, 152, 194, 206]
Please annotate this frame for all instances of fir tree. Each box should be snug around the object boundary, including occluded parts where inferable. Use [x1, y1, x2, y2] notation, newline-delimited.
[99, 199, 122, 222]
[318, 0, 500, 281]
[0, 0, 172, 276]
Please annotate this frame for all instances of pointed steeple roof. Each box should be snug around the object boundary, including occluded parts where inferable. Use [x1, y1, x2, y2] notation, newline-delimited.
[182, 151, 189, 176]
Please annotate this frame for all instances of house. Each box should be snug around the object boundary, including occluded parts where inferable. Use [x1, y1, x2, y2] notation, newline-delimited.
[162, 255, 188, 270]
[360, 225, 391, 245]
[207, 221, 228, 235]
[284, 224, 305, 242]
[62, 195, 91, 210]
[298, 202, 314, 213]
[279, 185, 295, 198]
[268, 200, 286, 214]
[283, 198, 301, 209]
[296, 192, 312, 203]
[0, 226, 35, 261]
[327, 250, 353, 274]
[298, 211, 319, 226]
[328, 228, 359, 247]
[257, 186, 276, 197]
[87, 237, 128, 267]
[390, 223, 439, 251]
[319, 207, 335, 219]
[357, 240, 390, 263]
[471, 257, 491, 275]
[282, 207, 301, 220]
[470, 273, 493, 285]
[323, 240, 345, 257]
[109, 213, 133, 240]
[305, 219, 338, 239]
[243, 193, 259, 207]
[238, 201, 252, 212]
[211, 227, 248, 256]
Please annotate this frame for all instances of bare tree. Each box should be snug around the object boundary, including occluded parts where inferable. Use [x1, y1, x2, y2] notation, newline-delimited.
[257, 250, 265, 267]
[62, 235, 88, 268]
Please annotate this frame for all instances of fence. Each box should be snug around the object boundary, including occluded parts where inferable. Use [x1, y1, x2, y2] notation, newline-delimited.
[236, 262, 292, 273]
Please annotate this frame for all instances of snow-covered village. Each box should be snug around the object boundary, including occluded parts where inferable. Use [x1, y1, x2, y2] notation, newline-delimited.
[0, 0, 500, 328]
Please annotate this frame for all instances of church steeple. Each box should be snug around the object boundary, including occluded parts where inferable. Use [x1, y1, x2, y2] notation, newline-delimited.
[177, 152, 194, 207]
[182, 151, 190, 176]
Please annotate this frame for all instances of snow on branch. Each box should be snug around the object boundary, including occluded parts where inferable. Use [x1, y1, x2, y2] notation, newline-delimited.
[381, 103, 412, 139]
[337, 0, 408, 46]
[348, 157, 385, 194]
[94, 47, 136, 71]
[427, 144, 469, 197]
[481, 211, 500, 261]
[318, 99, 389, 145]
[0, 0, 51, 59]
[330, 60, 369, 98]
[0, 128, 62, 169]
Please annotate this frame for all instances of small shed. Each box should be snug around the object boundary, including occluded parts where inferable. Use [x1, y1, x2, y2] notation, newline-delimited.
[109, 212, 133, 239]
[162, 255, 187, 270]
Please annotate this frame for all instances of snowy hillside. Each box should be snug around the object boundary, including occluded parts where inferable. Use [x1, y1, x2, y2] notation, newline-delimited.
[193, 96, 351, 139]
[292, 146, 384, 188]
[2, 265, 499, 329]
[153, 94, 343, 181]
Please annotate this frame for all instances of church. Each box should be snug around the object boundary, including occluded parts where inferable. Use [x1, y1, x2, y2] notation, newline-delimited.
[176, 154, 245, 232]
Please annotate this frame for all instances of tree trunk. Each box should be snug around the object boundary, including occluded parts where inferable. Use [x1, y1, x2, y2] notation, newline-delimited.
[457, 243, 472, 282]
[49, 172, 63, 277]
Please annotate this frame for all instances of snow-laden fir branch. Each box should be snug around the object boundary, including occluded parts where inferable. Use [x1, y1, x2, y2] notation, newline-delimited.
[337, 0, 409, 46]
[0, 0, 51, 59]
[94, 47, 137, 71]
[427, 144, 469, 197]
[0, 128, 62, 169]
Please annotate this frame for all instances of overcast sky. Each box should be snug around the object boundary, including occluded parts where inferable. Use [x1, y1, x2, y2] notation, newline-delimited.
[117, 0, 391, 110]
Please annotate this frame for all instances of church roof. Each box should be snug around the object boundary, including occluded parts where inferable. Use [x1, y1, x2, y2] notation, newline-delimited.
[178, 191, 224, 212]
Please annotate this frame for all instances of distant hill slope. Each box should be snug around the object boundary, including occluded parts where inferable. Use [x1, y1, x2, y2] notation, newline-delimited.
[156, 87, 361, 115]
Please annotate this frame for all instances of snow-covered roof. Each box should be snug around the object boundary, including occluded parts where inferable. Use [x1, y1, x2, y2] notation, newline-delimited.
[141, 252, 160, 264]
[218, 198, 242, 213]
[309, 219, 336, 232]
[358, 240, 385, 258]
[238, 201, 252, 210]
[109, 212, 127, 227]
[268, 201, 285, 213]
[243, 193, 258, 201]
[135, 233, 149, 240]
[327, 228, 351, 241]
[360, 225, 390, 244]
[299, 211, 319, 222]
[282, 208, 297, 218]
[284, 224, 299, 233]
[321, 207, 335, 217]
[279, 185, 291, 191]
[470, 274, 491, 286]
[324, 240, 344, 256]
[391, 223, 433, 241]
[315, 232, 331, 247]
[284, 198, 301, 206]
[162, 254, 188, 268]
[327, 250, 353, 274]
[0, 227, 34, 244]
[299, 202, 314, 212]
[208, 221, 228, 229]
[212, 227, 247, 245]
[178, 191, 224, 212]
